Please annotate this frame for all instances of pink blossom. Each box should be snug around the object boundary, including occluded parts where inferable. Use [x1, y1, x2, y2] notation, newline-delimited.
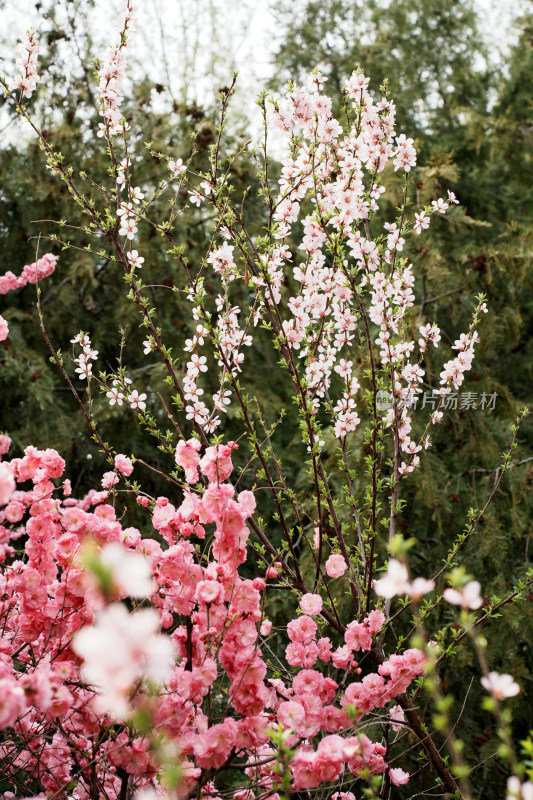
[0, 434, 11, 456]
[332, 645, 354, 670]
[314, 735, 344, 782]
[293, 669, 323, 695]
[390, 767, 410, 785]
[373, 559, 409, 598]
[0, 462, 15, 506]
[278, 700, 306, 732]
[346, 621, 373, 652]
[72, 603, 175, 719]
[99, 542, 153, 598]
[481, 672, 520, 699]
[4, 500, 24, 523]
[10, 31, 41, 98]
[317, 636, 333, 662]
[196, 580, 223, 605]
[291, 749, 320, 789]
[0, 315, 8, 342]
[389, 704, 405, 731]
[101, 471, 119, 489]
[299, 592, 323, 615]
[175, 438, 201, 484]
[287, 615, 317, 644]
[199, 442, 236, 482]
[286, 641, 319, 668]
[326, 553, 347, 578]
[443, 580, 483, 610]
[193, 719, 237, 769]
[0, 254, 57, 300]
[365, 609, 385, 634]
[0, 678, 26, 728]
[114, 454, 133, 476]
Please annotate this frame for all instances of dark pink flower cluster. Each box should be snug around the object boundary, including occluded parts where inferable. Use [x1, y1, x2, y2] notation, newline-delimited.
[291, 733, 387, 789]
[0, 436, 425, 798]
[342, 649, 426, 716]
[0, 253, 57, 295]
[0, 254, 57, 341]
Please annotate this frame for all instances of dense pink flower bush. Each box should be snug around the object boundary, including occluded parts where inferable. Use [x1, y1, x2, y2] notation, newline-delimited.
[0, 440, 427, 798]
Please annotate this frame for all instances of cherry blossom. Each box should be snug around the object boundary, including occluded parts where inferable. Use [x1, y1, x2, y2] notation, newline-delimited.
[326, 554, 347, 578]
[390, 767, 410, 785]
[0, 253, 57, 295]
[507, 777, 533, 800]
[300, 593, 324, 615]
[128, 389, 147, 411]
[443, 580, 483, 610]
[10, 31, 40, 98]
[106, 385, 124, 405]
[127, 249, 144, 269]
[168, 158, 185, 175]
[481, 672, 520, 699]
[393, 134, 417, 172]
[96, 2, 134, 137]
[0, 462, 15, 506]
[189, 190, 203, 207]
[114, 453, 133, 476]
[0, 315, 8, 342]
[373, 559, 410, 598]
[99, 542, 153, 598]
[119, 218, 138, 240]
[72, 603, 174, 719]
[414, 211, 430, 235]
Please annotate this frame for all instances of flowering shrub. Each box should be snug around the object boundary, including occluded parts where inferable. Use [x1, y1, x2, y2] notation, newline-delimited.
[0, 440, 427, 797]
[0, 5, 532, 800]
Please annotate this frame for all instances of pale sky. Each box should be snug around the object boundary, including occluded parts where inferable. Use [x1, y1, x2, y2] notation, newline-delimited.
[0, 0, 529, 139]
[1, 1, 277, 104]
[1, 0, 528, 87]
